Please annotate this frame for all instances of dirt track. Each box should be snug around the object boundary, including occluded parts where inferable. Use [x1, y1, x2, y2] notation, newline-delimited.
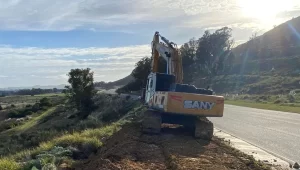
[75, 122, 280, 170]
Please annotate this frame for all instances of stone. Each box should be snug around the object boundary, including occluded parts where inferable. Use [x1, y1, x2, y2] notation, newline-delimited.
[293, 162, 300, 169]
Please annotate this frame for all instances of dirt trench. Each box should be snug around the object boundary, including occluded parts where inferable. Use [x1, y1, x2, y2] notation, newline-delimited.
[75, 123, 274, 170]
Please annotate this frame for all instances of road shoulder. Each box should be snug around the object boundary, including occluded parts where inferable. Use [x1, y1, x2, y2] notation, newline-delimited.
[214, 128, 291, 170]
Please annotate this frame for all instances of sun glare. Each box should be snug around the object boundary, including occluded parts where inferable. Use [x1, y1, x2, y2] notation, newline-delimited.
[238, 0, 294, 21]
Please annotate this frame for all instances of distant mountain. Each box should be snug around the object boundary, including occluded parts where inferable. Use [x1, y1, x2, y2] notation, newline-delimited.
[111, 75, 134, 86]
[95, 75, 134, 89]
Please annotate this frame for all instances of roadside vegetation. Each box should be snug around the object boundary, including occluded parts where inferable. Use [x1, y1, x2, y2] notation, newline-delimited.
[0, 68, 142, 170]
[2, 17, 300, 169]
[114, 18, 300, 114]
[225, 93, 300, 113]
[0, 93, 142, 170]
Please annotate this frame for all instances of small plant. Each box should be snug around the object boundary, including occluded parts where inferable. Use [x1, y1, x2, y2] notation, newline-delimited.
[25, 104, 32, 108]
[41, 163, 56, 170]
[24, 146, 72, 170]
[40, 98, 52, 107]
[8, 110, 21, 118]
[287, 94, 296, 103]
[0, 158, 20, 170]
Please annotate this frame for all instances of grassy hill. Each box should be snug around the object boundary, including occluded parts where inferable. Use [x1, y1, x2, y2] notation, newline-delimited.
[0, 93, 141, 169]
[192, 16, 300, 95]
[95, 75, 134, 90]
[233, 16, 300, 63]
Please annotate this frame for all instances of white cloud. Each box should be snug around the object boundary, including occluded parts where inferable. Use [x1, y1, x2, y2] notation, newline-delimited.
[0, 45, 150, 87]
[1, 0, 299, 32]
[1, 0, 300, 88]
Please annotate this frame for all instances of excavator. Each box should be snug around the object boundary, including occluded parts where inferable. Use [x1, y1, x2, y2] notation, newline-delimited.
[141, 32, 224, 140]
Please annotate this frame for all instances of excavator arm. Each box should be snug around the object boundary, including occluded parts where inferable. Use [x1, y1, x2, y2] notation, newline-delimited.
[151, 32, 183, 84]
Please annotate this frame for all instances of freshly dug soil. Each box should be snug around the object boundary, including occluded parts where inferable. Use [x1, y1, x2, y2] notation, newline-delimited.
[75, 123, 279, 170]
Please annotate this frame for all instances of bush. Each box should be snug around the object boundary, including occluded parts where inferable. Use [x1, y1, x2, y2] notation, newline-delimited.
[0, 120, 19, 132]
[0, 105, 3, 110]
[8, 109, 34, 118]
[25, 104, 32, 108]
[41, 106, 49, 111]
[40, 98, 52, 107]
[32, 103, 40, 112]
[258, 95, 269, 101]
[25, 110, 34, 116]
[8, 110, 21, 118]
[77, 116, 102, 130]
[24, 146, 72, 170]
[0, 158, 20, 170]
[287, 94, 296, 103]
[274, 98, 288, 104]
[11, 104, 16, 108]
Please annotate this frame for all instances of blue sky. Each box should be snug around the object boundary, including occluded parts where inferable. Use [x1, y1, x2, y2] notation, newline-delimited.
[0, 0, 300, 88]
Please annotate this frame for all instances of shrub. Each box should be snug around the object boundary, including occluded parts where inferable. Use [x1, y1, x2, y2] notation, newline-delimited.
[8, 110, 21, 118]
[0, 158, 20, 170]
[40, 98, 52, 107]
[0, 105, 3, 110]
[25, 104, 32, 108]
[258, 95, 268, 101]
[24, 146, 72, 170]
[8, 109, 34, 118]
[32, 103, 40, 112]
[287, 94, 296, 103]
[11, 104, 16, 108]
[77, 116, 102, 130]
[41, 106, 49, 111]
[26, 110, 34, 115]
[0, 120, 19, 132]
[274, 98, 288, 104]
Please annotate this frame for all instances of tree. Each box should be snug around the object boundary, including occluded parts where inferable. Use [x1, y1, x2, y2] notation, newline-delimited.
[180, 38, 198, 83]
[195, 27, 234, 76]
[64, 68, 96, 118]
[131, 57, 152, 87]
[53, 88, 58, 93]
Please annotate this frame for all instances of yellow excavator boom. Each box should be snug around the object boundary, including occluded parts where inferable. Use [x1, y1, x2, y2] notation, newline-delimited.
[151, 32, 183, 83]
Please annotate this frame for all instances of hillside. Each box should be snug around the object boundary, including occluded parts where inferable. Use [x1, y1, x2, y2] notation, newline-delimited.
[95, 75, 134, 90]
[233, 16, 300, 63]
[193, 16, 300, 95]
[0, 93, 281, 170]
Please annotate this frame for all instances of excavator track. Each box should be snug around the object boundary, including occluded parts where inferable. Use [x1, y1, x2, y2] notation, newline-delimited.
[142, 110, 162, 134]
[142, 109, 214, 140]
[194, 117, 214, 140]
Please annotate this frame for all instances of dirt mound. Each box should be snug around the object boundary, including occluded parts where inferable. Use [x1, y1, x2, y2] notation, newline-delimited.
[75, 123, 272, 170]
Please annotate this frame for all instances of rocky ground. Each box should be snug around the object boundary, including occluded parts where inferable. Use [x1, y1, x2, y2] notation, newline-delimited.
[75, 123, 285, 170]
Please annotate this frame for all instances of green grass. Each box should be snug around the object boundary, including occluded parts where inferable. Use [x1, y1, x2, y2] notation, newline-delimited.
[0, 158, 20, 170]
[0, 94, 142, 169]
[226, 100, 300, 113]
[0, 93, 65, 109]
[9, 120, 124, 162]
[34, 93, 64, 97]
[3, 107, 57, 134]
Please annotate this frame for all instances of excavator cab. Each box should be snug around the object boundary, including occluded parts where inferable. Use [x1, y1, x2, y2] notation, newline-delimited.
[144, 72, 175, 104]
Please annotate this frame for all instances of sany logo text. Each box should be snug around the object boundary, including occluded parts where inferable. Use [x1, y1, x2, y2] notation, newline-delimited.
[184, 100, 215, 110]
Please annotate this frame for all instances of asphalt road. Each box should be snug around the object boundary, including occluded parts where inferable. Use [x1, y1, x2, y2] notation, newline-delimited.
[209, 104, 300, 164]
